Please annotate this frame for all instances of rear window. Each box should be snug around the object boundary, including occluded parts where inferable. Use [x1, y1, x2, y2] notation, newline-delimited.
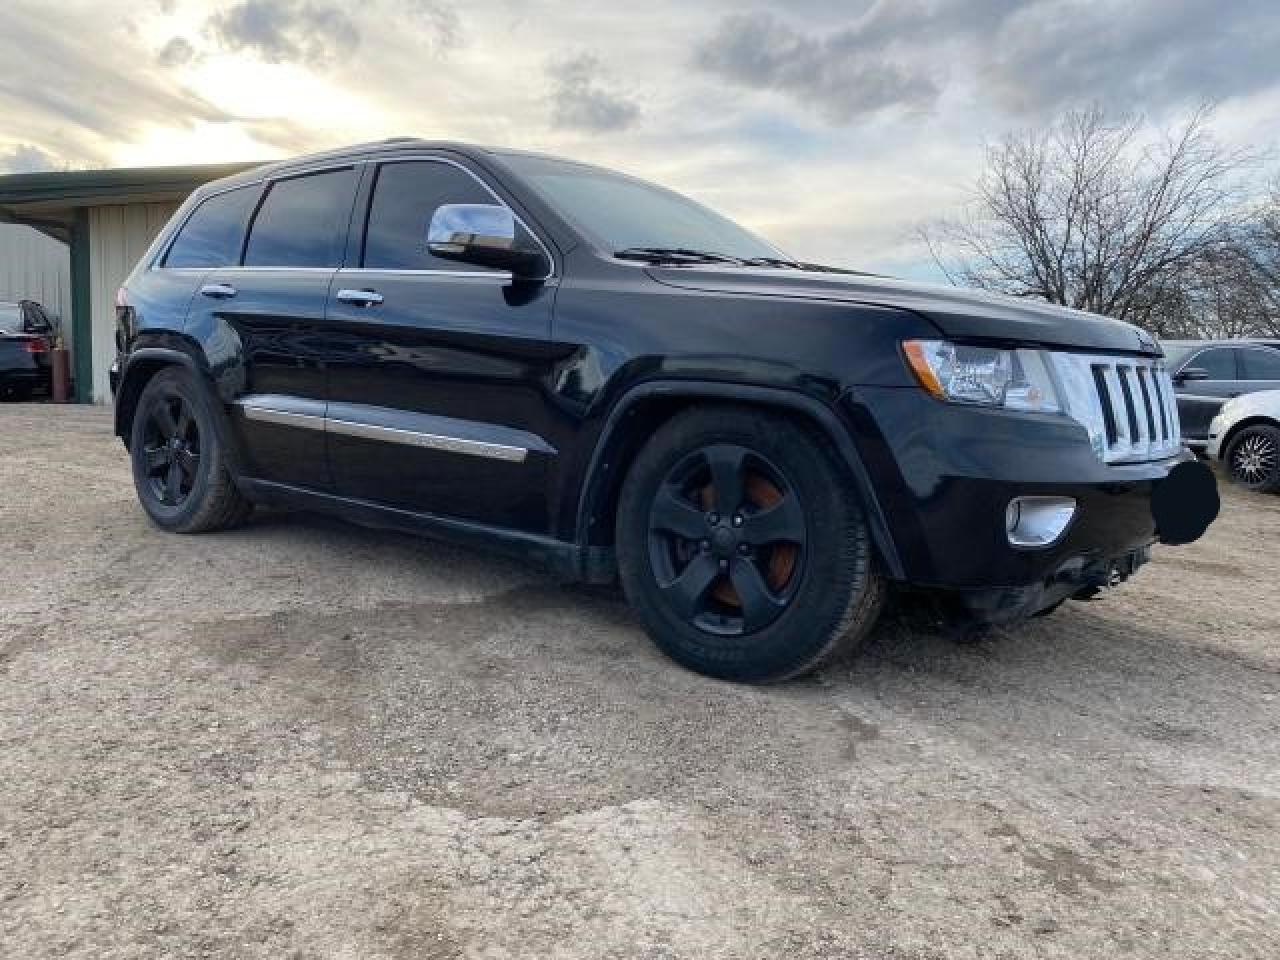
[1241, 347, 1280, 380]
[244, 168, 358, 268]
[0, 303, 22, 334]
[164, 185, 259, 268]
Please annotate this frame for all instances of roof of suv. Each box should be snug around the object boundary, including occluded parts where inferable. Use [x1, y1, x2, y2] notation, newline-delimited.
[210, 138, 567, 191]
[1161, 338, 1280, 349]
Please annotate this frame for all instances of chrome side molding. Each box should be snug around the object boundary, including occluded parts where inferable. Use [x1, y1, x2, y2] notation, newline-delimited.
[235, 395, 554, 464]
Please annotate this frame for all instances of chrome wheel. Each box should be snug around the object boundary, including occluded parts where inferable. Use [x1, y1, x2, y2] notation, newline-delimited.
[1229, 431, 1277, 487]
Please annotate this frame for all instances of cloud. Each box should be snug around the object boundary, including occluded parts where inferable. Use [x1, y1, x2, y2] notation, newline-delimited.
[697, 2, 1280, 122]
[0, 144, 58, 174]
[695, 8, 939, 123]
[548, 54, 640, 133]
[401, 0, 462, 53]
[980, 0, 1280, 114]
[157, 36, 196, 67]
[0, 4, 231, 167]
[206, 0, 359, 66]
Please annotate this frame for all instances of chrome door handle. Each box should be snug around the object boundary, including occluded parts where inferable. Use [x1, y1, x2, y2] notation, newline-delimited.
[200, 283, 237, 299]
[336, 288, 384, 307]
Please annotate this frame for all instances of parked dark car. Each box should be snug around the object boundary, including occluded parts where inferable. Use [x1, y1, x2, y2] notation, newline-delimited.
[0, 299, 55, 400]
[110, 140, 1219, 682]
[1161, 339, 1280, 450]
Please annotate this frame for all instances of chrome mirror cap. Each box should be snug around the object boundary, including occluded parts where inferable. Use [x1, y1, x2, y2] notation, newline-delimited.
[427, 203, 516, 254]
[426, 203, 548, 278]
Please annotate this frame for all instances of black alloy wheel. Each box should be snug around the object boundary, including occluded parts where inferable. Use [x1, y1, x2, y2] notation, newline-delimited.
[129, 367, 252, 533]
[617, 406, 884, 684]
[140, 389, 202, 507]
[647, 443, 805, 636]
[1225, 425, 1280, 493]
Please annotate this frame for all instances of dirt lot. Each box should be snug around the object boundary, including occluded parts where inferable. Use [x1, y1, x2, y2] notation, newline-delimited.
[1, 404, 1277, 959]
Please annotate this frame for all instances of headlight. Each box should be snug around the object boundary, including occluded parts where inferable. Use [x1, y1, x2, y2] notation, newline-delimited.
[902, 340, 1061, 413]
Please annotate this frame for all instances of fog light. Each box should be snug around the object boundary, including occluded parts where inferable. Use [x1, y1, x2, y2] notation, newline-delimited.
[1005, 496, 1076, 547]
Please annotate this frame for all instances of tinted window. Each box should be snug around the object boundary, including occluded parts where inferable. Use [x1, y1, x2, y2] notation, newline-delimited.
[1241, 348, 1280, 380]
[23, 303, 52, 333]
[164, 186, 259, 268]
[500, 153, 783, 260]
[245, 168, 357, 268]
[1188, 348, 1237, 380]
[363, 161, 501, 271]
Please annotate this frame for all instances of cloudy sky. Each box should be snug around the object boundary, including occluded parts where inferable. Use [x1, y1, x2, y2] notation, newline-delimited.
[2, 0, 1278, 277]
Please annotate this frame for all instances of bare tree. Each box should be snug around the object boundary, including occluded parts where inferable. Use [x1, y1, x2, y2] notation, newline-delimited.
[922, 106, 1256, 332]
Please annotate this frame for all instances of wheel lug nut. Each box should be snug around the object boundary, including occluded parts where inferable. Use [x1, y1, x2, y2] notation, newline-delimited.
[738, 543, 751, 555]
[732, 514, 743, 527]
[718, 559, 729, 570]
[707, 512, 719, 525]
[700, 540, 710, 552]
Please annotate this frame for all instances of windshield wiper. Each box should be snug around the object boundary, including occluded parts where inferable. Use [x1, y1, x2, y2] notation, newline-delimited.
[613, 247, 747, 265]
[739, 256, 805, 269]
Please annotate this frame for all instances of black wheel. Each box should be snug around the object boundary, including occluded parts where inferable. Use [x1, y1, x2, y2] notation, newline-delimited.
[1224, 425, 1280, 493]
[616, 406, 884, 683]
[129, 367, 252, 533]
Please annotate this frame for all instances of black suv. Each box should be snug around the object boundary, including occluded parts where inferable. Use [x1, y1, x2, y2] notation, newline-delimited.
[111, 140, 1218, 682]
[1160, 339, 1280, 450]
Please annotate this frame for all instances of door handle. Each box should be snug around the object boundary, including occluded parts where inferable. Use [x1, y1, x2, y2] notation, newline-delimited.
[200, 282, 237, 299]
[336, 288, 384, 307]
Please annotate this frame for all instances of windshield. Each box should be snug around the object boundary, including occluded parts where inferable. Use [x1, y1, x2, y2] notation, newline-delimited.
[500, 154, 785, 261]
[1161, 342, 1197, 367]
[0, 303, 23, 334]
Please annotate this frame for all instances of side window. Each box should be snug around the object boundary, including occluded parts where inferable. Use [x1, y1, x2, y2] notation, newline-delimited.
[1241, 348, 1280, 380]
[22, 302, 52, 334]
[163, 186, 259, 268]
[363, 161, 523, 271]
[244, 168, 358, 268]
[1189, 348, 1237, 380]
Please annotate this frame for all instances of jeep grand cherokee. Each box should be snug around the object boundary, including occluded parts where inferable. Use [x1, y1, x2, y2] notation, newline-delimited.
[111, 140, 1219, 682]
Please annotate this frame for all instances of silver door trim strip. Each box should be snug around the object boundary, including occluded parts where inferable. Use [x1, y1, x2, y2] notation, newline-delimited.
[324, 418, 528, 462]
[235, 396, 549, 464]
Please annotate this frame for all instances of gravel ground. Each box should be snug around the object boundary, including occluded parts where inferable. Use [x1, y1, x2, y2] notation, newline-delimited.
[1, 403, 1277, 960]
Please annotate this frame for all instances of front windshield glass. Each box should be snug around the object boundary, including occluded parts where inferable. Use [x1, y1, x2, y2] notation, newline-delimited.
[500, 154, 784, 260]
[0, 304, 23, 334]
[1161, 343, 1196, 367]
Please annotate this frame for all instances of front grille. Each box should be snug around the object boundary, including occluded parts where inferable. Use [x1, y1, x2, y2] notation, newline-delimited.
[1050, 353, 1182, 463]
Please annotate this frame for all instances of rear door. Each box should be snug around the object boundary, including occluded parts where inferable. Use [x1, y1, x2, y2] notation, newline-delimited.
[184, 166, 361, 489]
[323, 156, 562, 533]
[1174, 347, 1240, 442]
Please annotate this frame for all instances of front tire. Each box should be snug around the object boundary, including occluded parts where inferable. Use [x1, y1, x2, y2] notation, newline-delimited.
[1224, 424, 1280, 493]
[616, 406, 884, 683]
[129, 367, 252, 533]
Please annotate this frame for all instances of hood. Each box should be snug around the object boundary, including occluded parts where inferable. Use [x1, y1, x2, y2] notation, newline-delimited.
[646, 266, 1161, 357]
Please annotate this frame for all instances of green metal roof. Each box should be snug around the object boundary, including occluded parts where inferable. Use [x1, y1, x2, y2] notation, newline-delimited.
[0, 162, 262, 241]
[0, 162, 260, 207]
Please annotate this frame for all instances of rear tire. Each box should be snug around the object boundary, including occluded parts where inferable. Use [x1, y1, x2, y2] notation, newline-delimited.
[616, 406, 884, 683]
[1224, 424, 1280, 493]
[129, 367, 253, 533]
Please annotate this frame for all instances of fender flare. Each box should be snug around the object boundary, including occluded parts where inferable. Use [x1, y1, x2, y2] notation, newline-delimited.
[575, 380, 904, 580]
[112, 346, 208, 440]
[112, 345, 247, 481]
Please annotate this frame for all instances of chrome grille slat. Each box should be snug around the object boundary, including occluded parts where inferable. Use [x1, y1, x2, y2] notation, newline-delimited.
[1049, 352, 1182, 464]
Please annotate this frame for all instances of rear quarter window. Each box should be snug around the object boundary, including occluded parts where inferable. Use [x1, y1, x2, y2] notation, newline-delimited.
[163, 185, 260, 268]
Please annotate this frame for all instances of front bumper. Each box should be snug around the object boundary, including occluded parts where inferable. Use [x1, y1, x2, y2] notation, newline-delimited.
[842, 387, 1219, 607]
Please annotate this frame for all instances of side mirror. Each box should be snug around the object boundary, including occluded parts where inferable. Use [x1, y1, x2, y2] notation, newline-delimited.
[427, 204, 548, 279]
[1175, 367, 1210, 383]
